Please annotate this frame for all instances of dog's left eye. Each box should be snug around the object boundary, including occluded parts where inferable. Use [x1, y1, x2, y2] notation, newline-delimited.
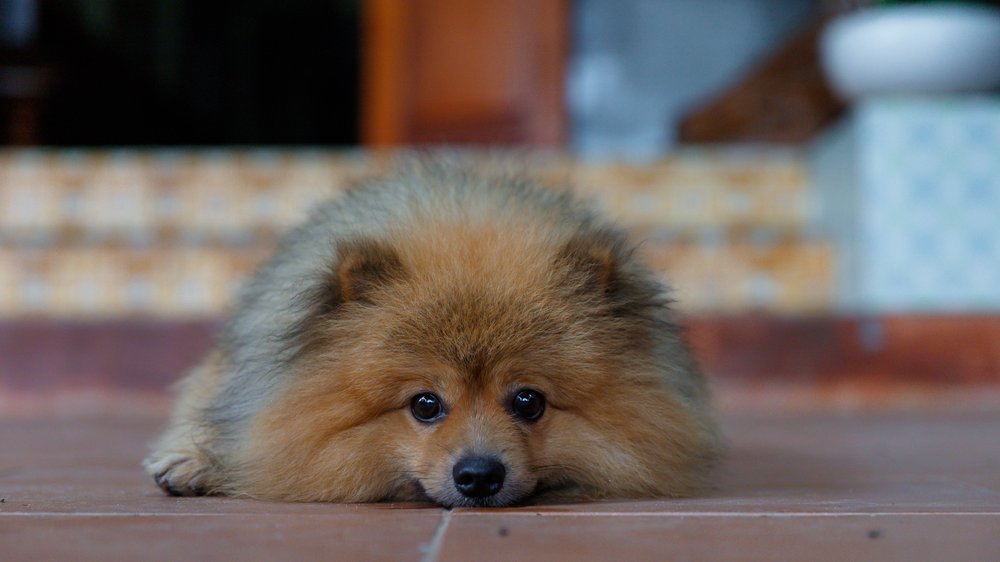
[511, 389, 546, 422]
[410, 393, 444, 423]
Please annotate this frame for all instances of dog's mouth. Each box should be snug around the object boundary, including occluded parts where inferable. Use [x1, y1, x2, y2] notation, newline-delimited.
[413, 476, 537, 508]
[430, 487, 530, 508]
[415, 476, 578, 508]
[405, 457, 588, 507]
[444, 495, 517, 508]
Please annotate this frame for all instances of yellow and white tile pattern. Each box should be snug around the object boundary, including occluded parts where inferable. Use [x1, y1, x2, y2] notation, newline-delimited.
[0, 148, 833, 318]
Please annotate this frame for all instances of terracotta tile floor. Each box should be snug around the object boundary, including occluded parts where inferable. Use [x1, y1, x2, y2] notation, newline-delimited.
[1, 412, 998, 561]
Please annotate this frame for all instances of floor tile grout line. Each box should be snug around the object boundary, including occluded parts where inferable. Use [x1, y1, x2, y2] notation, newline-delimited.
[0, 511, 440, 517]
[418, 509, 452, 562]
[447, 511, 1000, 518]
[0, 511, 997, 518]
[0, 513, 237, 517]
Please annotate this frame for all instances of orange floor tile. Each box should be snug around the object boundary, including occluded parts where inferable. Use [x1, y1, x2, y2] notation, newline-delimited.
[1, 412, 998, 561]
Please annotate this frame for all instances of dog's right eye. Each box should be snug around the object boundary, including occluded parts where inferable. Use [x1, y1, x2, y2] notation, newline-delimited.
[511, 388, 546, 422]
[410, 393, 444, 423]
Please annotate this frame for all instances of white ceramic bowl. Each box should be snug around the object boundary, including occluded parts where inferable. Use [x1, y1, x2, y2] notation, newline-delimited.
[820, 4, 1000, 99]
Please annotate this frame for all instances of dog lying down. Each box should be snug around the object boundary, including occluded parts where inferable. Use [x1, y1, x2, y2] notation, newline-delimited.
[145, 161, 720, 507]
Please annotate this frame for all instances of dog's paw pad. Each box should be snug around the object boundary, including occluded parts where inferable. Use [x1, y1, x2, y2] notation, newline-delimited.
[144, 451, 212, 497]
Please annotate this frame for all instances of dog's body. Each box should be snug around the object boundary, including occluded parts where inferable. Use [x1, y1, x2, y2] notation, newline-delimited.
[145, 162, 720, 506]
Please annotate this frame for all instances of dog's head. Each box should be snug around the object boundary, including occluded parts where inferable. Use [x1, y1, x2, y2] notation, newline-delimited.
[240, 228, 717, 506]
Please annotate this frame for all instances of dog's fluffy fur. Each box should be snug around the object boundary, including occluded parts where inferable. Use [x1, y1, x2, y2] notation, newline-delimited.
[145, 161, 720, 506]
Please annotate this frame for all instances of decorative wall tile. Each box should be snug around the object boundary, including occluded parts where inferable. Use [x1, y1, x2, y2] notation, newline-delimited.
[0, 148, 831, 318]
[814, 97, 1000, 312]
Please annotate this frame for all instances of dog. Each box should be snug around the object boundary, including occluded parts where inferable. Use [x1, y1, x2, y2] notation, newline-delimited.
[144, 160, 720, 507]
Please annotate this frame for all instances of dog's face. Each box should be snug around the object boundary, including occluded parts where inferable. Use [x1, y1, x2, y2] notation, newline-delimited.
[387, 296, 607, 508]
[393, 358, 562, 507]
[240, 229, 714, 505]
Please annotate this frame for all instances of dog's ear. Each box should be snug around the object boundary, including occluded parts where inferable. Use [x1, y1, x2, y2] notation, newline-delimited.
[556, 231, 626, 297]
[288, 237, 405, 353]
[335, 238, 405, 303]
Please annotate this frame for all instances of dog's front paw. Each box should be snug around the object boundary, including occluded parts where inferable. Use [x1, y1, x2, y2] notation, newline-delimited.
[144, 451, 213, 497]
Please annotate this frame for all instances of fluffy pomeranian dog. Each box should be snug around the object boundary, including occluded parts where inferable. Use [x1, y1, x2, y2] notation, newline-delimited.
[145, 160, 720, 507]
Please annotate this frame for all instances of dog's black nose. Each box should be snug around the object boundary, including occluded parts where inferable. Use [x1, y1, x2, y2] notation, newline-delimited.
[453, 456, 505, 498]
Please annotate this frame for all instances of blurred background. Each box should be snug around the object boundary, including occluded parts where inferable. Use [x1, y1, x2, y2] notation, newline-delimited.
[1, 0, 999, 414]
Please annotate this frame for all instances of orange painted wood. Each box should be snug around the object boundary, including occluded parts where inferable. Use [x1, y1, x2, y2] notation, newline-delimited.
[2, 316, 998, 393]
[686, 315, 1000, 385]
[361, 0, 568, 146]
